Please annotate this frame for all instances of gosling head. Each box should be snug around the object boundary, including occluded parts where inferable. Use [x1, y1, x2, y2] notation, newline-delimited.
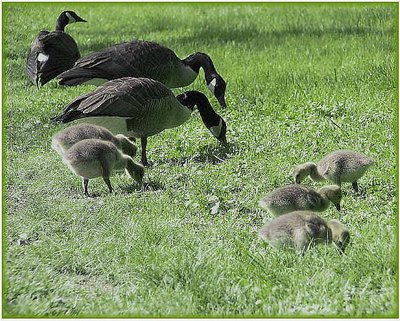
[125, 159, 145, 185]
[319, 185, 342, 211]
[293, 163, 313, 184]
[115, 134, 138, 158]
[327, 219, 350, 254]
[206, 73, 227, 109]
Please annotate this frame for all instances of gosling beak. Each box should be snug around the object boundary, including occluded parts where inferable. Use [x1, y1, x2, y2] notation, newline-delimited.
[295, 177, 301, 184]
[336, 242, 345, 255]
[335, 203, 341, 211]
[217, 95, 227, 109]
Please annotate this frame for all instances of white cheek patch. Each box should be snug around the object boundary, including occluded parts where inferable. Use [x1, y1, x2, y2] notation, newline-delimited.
[66, 12, 76, 23]
[209, 118, 223, 138]
[207, 78, 217, 94]
[37, 53, 49, 62]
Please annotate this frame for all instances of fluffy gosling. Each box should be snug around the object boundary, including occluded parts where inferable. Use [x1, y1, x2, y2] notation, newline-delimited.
[259, 211, 350, 255]
[52, 123, 137, 158]
[62, 139, 144, 196]
[293, 150, 374, 192]
[259, 184, 342, 216]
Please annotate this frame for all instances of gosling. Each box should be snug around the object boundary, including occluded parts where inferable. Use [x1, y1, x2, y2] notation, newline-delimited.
[259, 184, 342, 216]
[52, 123, 137, 158]
[259, 211, 350, 255]
[62, 139, 144, 196]
[293, 150, 374, 192]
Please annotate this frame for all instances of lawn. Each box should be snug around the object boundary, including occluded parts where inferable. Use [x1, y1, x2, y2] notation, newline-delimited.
[3, 2, 398, 318]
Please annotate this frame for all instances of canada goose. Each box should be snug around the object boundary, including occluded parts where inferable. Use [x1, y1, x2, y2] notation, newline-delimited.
[52, 77, 227, 166]
[52, 123, 137, 158]
[26, 11, 86, 88]
[62, 139, 144, 196]
[259, 184, 342, 216]
[57, 40, 227, 108]
[293, 150, 374, 192]
[259, 211, 350, 255]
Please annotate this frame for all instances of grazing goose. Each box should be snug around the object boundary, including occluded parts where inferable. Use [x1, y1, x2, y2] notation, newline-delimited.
[52, 123, 137, 157]
[259, 184, 342, 216]
[259, 211, 350, 255]
[26, 10, 86, 87]
[57, 40, 227, 108]
[293, 150, 374, 192]
[52, 77, 227, 166]
[62, 139, 144, 196]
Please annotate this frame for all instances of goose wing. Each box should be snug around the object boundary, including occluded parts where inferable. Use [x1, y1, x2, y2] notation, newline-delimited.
[58, 40, 180, 86]
[53, 77, 176, 123]
[26, 31, 50, 85]
[27, 31, 80, 86]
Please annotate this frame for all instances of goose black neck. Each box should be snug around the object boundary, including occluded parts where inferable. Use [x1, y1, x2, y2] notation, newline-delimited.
[177, 91, 220, 127]
[182, 52, 217, 80]
[55, 14, 68, 31]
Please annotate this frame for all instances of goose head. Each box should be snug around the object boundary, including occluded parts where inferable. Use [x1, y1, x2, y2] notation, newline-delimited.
[327, 219, 350, 254]
[177, 91, 227, 144]
[206, 73, 227, 109]
[56, 11, 86, 30]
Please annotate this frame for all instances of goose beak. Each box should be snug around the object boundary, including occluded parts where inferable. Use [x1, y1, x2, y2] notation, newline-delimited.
[335, 203, 341, 211]
[217, 95, 227, 109]
[76, 16, 87, 22]
[219, 136, 228, 145]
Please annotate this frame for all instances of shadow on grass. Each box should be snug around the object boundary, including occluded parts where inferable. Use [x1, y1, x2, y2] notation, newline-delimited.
[120, 180, 165, 194]
[154, 141, 239, 166]
[175, 24, 389, 48]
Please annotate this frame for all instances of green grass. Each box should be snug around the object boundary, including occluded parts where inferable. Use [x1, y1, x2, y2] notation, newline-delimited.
[3, 2, 398, 318]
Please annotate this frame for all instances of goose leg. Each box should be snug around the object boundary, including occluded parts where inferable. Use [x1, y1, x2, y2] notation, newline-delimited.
[352, 181, 359, 193]
[141, 137, 148, 166]
[82, 178, 90, 197]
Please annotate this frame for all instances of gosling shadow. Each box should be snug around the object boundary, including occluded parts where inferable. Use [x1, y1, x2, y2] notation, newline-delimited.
[120, 180, 165, 193]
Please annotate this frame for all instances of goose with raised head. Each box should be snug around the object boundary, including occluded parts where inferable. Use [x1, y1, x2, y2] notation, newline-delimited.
[259, 184, 342, 216]
[293, 150, 374, 192]
[62, 138, 144, 196]
[259, 211, 350, 255]
[57, 40, 227, 108]
[52, 123, 137, 158]
[26, 11, 86, 87]
[52, 77, 227, 166]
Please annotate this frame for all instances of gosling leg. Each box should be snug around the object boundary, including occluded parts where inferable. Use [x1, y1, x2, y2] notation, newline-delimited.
[141, 137, 148, 166]
[99, 157, 113, 194]
[103, 176, 113, 193]
[82, 178, 90, 197]
[352, 181, 359, 193]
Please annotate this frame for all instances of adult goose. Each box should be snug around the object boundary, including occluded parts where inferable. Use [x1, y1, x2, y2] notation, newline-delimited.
[52, 77, 227, 166]
[57, 40, 227, 108]
[26, 11, 86, 87]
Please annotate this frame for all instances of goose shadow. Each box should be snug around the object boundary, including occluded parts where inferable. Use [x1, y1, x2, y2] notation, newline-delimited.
[153, 141, 239, 166]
